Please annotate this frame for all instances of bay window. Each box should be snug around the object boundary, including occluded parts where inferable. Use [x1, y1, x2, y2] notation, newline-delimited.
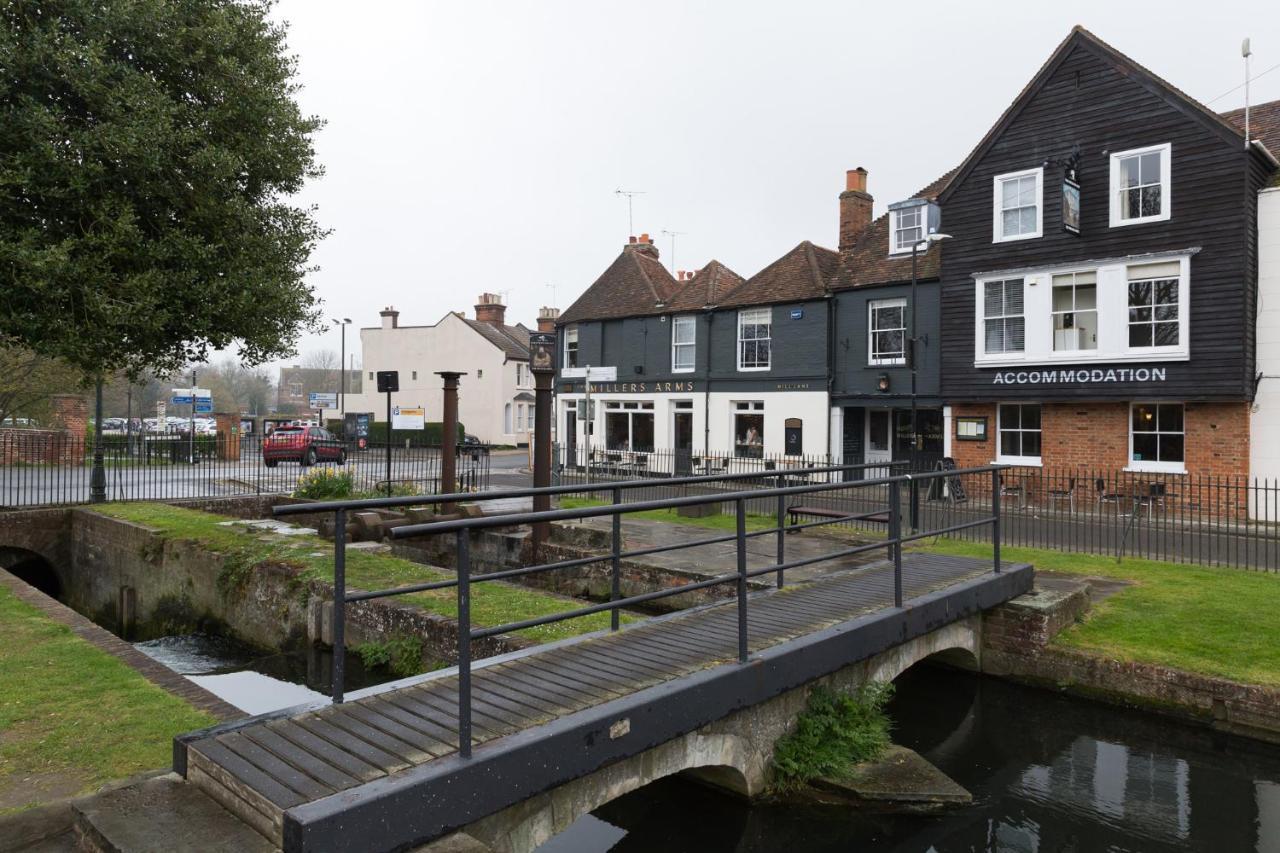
[671, 315, 696, 372]
[998, 404, 1041, 464]
[1130, 403, 1184, 472]
[737, 308, 771, 371]
[993, 167, 1043, 242]
[1110, 143, 1171, 227]
[868, 299, 907, 365]
[733, 401, 765, 458]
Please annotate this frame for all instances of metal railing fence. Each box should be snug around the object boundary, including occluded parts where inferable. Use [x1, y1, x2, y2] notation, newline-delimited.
[273, 462, 1006, 759]
[0, 430, 490, 508]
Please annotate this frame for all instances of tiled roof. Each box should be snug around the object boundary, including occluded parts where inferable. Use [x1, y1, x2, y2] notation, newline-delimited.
[715, 241, 838, 309]
[1221, 98, 1280, 186]
[830, 170, 955, 291]
[558, 244, 679, 324]
[463, 318, 531, 360]
[664, 260, 745, 311]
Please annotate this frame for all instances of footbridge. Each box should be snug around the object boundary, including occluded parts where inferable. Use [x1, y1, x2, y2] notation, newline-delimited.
[174, 464, 1031, 853]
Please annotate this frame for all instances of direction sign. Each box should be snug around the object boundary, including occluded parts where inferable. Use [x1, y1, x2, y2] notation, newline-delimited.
[194, 402, 213, 414]
[170, 395, 193, 405]
[308, 392, 338, 409]
[560, 366, 617, 381]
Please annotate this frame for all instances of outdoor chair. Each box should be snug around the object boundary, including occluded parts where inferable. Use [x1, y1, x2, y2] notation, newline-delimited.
[1095, 478, 1124, 508]
[1047, 476, 1077, 512]
[999, 474, 1027, 510]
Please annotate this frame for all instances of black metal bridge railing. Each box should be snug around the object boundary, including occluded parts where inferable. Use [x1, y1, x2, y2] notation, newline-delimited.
[273, 462, 1007, 758]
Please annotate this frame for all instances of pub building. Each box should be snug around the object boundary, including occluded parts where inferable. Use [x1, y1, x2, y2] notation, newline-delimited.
[934, 27, 1279, 488]
[554, 234, 836, 471]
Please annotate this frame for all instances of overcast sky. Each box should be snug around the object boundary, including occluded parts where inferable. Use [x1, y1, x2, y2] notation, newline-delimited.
[268, 0, 1279, 373]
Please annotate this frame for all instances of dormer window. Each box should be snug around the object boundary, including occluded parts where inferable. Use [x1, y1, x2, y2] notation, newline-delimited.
[992, 167, 1043, 242]
[889, 206, 924, 255]
[1110, 143, 1171, 227]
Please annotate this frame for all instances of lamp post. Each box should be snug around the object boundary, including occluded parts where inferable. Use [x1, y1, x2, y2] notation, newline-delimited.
[332, 318, 351, 423]
[909, 231, 951, 475]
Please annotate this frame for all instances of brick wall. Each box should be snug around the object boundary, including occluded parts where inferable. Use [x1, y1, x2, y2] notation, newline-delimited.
[949, 399, 1251, 480]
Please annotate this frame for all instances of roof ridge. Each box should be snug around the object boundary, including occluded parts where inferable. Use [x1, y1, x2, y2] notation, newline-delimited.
[802, 242, 827, 295]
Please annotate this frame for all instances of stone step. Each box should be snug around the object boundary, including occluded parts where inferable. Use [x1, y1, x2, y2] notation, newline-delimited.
[71, 774, 275, 853]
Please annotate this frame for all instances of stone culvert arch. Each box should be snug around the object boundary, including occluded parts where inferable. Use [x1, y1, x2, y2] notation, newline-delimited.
[0, 508, 72, 598]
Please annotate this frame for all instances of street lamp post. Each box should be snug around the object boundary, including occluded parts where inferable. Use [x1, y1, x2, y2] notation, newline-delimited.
[909, 231, 950, 529]
[332, 318, 352, 424]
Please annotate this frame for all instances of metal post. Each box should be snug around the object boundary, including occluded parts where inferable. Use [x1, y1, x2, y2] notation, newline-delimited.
[889, 479, 903, 607]
[90, 379, 106, 503]
[611, 486, 622, 630]
[992, 467, 1002, 574]
[736, 498, 748, 663]
[532, 367, 554, 554]
[909, 243, 919, 480]
[775, 472, 785, 588]
[189, 369, 196, 465]
[457, 529, 473, 758]
[385, 390, 392, 497]
[332, 508, 346, 704]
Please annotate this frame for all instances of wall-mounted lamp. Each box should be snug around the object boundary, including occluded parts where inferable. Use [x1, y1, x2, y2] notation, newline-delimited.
[877, 373, 891, 393]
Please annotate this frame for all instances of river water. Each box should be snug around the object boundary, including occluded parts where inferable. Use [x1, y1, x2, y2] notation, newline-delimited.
[537, 666, 1280, 852]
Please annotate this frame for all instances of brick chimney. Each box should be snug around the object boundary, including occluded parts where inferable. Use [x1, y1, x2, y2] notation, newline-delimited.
[379, 306, 399, 329]
[625, 232, 660, 260]
[474, 292, 507, 327]
[839, 167, 873, 253]
[537, 307, 560, 332]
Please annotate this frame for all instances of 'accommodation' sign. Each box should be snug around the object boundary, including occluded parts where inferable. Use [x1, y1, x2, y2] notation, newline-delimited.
[993, 367, 1167, 385]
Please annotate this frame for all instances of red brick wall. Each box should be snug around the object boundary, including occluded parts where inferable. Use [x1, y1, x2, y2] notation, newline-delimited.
[949, 399, 1251, 480]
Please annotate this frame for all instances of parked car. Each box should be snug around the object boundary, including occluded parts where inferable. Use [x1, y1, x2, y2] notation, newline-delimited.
[262, 426, 346, 467]
[458, 434, 489, 459]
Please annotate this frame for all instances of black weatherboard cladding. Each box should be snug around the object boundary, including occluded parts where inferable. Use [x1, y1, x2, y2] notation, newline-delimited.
[832, 283, 942, 399]
[938, 37, 1266, 402]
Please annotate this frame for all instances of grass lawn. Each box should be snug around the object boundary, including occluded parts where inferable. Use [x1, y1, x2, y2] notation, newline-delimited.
[91, 503, 631, 644]
[0, 585, 215, 813]
[922, 538, 1280, 687]
[559, 496, 778, 533]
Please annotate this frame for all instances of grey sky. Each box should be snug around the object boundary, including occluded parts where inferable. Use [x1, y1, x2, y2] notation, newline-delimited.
[271, 0, 1278, 371]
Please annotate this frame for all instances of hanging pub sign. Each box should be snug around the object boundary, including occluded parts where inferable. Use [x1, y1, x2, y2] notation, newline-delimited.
[1062, 176, 1081, 234]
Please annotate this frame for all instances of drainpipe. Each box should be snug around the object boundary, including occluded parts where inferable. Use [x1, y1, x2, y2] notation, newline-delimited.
[703, 309, 714, 454]
[825, 294, 837, 462]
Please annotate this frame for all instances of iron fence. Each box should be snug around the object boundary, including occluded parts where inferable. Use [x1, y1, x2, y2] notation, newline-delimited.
[0, 430, 490, 508]
[273, 462, 1006, 750]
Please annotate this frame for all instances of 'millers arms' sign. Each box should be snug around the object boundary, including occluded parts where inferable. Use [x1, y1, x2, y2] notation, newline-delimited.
[588, 381, 697, 393]
[993, 367, 1166, 385]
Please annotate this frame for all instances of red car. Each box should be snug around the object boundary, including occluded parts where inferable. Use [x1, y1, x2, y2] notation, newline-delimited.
[262, 426, 346, 467]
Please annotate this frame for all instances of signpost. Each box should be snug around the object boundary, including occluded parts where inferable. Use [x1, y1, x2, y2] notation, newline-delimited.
[376, 371, 399, 496]
[528, 333, 557, 553]
[170, 378, 212, 462]
[560, 365, 617, 483]
[308, 391, 338, 411]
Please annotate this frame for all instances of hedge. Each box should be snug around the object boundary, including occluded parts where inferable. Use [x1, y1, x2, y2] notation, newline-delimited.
[325, 420, 465, 445]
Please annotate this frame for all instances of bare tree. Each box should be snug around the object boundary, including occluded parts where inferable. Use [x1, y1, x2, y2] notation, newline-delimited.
[0, 344, 84, 425]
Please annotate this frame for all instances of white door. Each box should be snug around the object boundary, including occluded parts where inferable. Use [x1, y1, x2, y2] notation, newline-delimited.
[865, 409, 892, 476]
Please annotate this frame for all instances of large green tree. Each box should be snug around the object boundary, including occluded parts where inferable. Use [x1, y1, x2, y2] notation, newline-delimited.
[0, 0, 326, 378]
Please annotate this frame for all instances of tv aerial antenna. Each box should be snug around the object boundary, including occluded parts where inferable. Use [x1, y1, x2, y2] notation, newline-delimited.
[662, 229, 687, 274]
[614, 189, 645, 235]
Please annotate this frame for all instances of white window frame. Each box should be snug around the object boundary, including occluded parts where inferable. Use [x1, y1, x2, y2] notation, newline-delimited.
[602, 400, 655, 452]
[889, 206, 925, 255]
[525, 404, 535, 431]
[563, 326, 579, 369]
[1109, 143, 1172, 228]
[737, 308, 771, 371]
[671, 315, 696, 373]
[996, 403, 1043, 467]
[973, 253, 1192, 368]
[1127, 401, 1186, 474]
[732, 401, 765, 458]
[992, 167, 1044, 243]
[978, 278, 1026, 357]
[867, 298, 907, 365]
[1126, 264, 1184, 353]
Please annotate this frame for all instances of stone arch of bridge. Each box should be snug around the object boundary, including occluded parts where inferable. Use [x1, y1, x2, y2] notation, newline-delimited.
[0, 545, 62, 599]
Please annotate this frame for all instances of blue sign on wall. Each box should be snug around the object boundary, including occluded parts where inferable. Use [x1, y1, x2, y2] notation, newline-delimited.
[790, 308, 804, 320]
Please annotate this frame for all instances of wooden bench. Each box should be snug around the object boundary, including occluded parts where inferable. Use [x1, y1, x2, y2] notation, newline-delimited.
[786, 505, 890, 531]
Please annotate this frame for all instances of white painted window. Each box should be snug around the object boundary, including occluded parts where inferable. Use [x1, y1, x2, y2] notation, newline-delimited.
[737, 308, 771, 371]
[504, 403, 512, 434]
[1129, 402, 1184, 473]
[1110, 143, 1171, 227]
[563, 326, 579, 368]
[982, 279, 1026, 354]
[603, 401, 654, 452]
[974, 253, 1191, 367]
[733, 401, 765, 458]
[525, 404, 534, 431]
[889, 206, 924, 255]
[997, 403, 1042, 465]
[868, 298, 907, 365]
[1051, 271, 1098, 352]
[993, 167, 1043, 242]
[516, 363, 530, 388]
[671, 315, 696, 373]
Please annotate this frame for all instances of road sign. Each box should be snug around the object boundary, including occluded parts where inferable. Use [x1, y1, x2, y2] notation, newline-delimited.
[392, 406, 425, 430]
[170, 395, 193, 405]
[308, 392, 338, 409]
[194, 402, 213, 414]
[560, 366, 617, 381]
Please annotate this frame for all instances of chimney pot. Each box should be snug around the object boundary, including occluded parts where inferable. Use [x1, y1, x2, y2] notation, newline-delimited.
[474, 293, 507, 327]
[629, 235, 637, 244]
[379, 306, 400, 329]
[537, 306, 560, 333]
[845, 167, 868, 193]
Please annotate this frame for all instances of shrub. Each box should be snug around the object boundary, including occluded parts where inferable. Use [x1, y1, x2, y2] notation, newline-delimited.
[770, 682, 894, 792]
[354, 635, 428, 678]
[293, 467, 357, 500]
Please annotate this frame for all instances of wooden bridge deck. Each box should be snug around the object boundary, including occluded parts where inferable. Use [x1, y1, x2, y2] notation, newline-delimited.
[176, 552, 1033, 852]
